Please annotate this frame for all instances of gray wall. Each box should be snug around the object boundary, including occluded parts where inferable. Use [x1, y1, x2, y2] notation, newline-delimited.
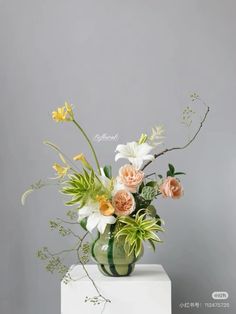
[0, 0, 235, 313]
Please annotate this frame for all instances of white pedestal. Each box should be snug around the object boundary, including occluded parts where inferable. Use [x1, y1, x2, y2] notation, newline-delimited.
[61, 264, 171, 314]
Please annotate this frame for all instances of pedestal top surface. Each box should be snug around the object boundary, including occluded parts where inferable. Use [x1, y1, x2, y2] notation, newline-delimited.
[64, 264, 171, 283]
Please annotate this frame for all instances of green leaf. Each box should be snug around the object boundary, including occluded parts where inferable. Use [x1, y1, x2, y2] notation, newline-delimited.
[79, 217, 88, 231]
[166, 170, 174, 177]
[148, 239, 156, 251]
[103, 165, 112, 179]
[155, 213, 162, 226]
[133, 194, 151, 211]
[168, 163, 175, 174]
[174, 172, 186, 176]
[146, 205, 157, 218]
[140, 186, 156, 201]
[138, 181, 145, 193]
[146, 181, 157, 188]
[158, 174, 163, 179]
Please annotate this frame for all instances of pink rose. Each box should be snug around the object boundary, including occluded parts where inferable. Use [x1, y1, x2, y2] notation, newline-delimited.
[160, 177, 183, 199]
[119, 164, 144, 193]
[112, 190, 135, 216]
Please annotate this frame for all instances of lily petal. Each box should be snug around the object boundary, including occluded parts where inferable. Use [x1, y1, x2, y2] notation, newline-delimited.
[86, 212, 101, 233]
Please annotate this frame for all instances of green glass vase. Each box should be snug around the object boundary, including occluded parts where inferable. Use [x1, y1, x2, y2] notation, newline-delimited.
[91, 224, 143, 276]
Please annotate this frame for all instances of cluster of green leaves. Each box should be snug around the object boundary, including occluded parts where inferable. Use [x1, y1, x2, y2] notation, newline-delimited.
[166, 164, 185, 177]
[37, 247, 69, 277]
[115, 210, 164, 257]
[133, 181, 159, 211]
[140, 181, 157, 201]
[66, 209, 78, 221]
[181, 105, 196, 127]
[79, 242, 90, 264]
[62, 169, 106, 208]
[49, 220, 72, 236]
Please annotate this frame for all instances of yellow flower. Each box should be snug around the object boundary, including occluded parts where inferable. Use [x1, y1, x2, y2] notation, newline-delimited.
[52, 163, 69, 178]
[73, 153, 85, 161]
[73, 153, 92, 170]
[96, 195, 115, 216]
[65, 102, 73, 114]
[52, 102, 74, 122]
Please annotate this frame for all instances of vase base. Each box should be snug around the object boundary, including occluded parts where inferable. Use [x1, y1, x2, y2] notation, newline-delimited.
[98, 263, 135, 277]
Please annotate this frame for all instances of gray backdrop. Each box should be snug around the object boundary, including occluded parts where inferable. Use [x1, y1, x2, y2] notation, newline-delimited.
[0, 0, 235, 313]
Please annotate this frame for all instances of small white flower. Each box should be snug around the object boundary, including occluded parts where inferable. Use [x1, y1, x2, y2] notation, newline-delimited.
[115, 141, 154, 170]
[78, 201, 116, 234]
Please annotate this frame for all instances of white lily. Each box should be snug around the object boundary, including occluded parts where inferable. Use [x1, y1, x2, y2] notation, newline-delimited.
[99, 168, 126, 195]
[78, 201, 116, 234]
[115, 141, 154, 170]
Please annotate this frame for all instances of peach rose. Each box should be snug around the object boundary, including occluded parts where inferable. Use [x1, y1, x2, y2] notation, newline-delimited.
[118, 164, 144, 193]
[112, 190, 135, 216]
[159, 177, 183, 199]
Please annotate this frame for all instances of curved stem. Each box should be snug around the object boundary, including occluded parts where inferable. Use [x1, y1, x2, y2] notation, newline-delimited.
[142, 104, 210, 171]
[72, 119, 101, 175]
[76, 232, 111, 303]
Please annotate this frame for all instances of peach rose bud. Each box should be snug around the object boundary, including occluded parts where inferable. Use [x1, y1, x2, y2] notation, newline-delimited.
[159, 177, 183, 199]
[112, 190, 135, 216]
[119, 164, 144, 193]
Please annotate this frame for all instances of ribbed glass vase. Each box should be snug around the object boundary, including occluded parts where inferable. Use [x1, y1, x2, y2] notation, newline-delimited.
[91, 224, 143, 276]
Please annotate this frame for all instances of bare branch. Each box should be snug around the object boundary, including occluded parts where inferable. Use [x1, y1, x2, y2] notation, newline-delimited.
[141, 104, 210, 171]
[76, 232, 111, 304]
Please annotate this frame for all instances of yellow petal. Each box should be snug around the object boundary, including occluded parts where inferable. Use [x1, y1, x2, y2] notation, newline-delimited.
[73, 153, 85, 161]
[96, 195, 115, 216]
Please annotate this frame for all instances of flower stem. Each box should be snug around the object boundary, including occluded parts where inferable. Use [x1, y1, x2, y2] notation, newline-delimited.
[72, 119, 101, 175]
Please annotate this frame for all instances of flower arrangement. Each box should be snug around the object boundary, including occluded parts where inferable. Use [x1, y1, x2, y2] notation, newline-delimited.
[22, 94, 209, 307]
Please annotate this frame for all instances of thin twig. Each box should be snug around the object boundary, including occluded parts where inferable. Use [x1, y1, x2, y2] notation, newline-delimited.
[50, 248, 76, 256]
[142, 104, 210, 171]
[76, 232, 111, 304]
[145, 172, 156, 178]
[56, 218, 79, 225]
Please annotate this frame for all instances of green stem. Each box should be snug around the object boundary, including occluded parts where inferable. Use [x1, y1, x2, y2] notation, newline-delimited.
[72, 119, 101, 175]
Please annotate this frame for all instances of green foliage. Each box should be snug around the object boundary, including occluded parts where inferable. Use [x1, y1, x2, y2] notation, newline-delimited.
[146, 205, 157, 218]
[79, 242, 90, 264]
[140, 186, 156, 201]
[133, 194, 151, 211]
[37, 247, 69, 276]
[146, 181, 158, 188]
[49, 220, 71, 236]
[116, 210, 164, 257]
[62, 169, 106, 207]
[181, 105, 196, 127]
[103, 165, 112, 179]
[66, 209, 78, 221]
[166, 164, 186, 177]
[146, 206, 163, 227]
[37, 247, 48, 260]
